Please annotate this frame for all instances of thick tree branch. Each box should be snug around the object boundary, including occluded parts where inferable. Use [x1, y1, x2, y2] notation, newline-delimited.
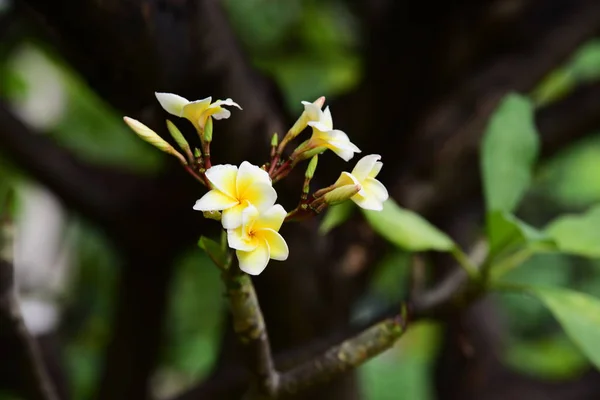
[0, 195, 59, 400]
[221, 264, 278, 397]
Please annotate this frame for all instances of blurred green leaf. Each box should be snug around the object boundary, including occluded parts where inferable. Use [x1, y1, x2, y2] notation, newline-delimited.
[487, 211, 555, 258]
[481, 93, 538, 213]
[320, 201, 355, 234]
[505, 335, 588, 379]
[198, 236, 228, 269]
[363, 199, 454, 252]
[545, 204, 600, 258]
[523, 286, 600, 370]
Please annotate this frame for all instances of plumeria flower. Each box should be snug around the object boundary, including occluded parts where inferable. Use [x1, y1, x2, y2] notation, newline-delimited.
[303, 103, 360, 162]
[193, 162, 276, 229]
[333, 154, 389, 211]
[228, 204, 289, 275]
[155, 92, 242, 130]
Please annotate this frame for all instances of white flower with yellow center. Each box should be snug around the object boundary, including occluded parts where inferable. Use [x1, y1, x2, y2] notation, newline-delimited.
[228, 204, 289, 275]
[333, 154, 389, 211]
[155, 92, 242, 130]
[193, 162, 276, 229]
[304, 103, 360, 162]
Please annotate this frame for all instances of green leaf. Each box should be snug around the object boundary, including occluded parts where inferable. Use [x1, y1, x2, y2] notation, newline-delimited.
[198, 236, 228, 269]
[545, 204, 600, 258]
[526, 286, 600, 370]
[320, 201, 355, 234]
[487, 211, 555, 258]
[481, 93, 539, 213]
[362, 199, 454, 252]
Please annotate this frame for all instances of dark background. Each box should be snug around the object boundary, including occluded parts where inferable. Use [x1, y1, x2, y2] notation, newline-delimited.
[2, 0, 600, 399]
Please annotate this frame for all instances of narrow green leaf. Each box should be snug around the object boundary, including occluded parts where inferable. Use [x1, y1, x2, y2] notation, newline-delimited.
[198, 236, 228, 269]
[525, 286, 600, 370]
[320, 201, 355, 234]
[487, 211, 555, 258]
[362, 199, 454, 252]
[481, 93, 539, 213]
[545, 204, 600, 258]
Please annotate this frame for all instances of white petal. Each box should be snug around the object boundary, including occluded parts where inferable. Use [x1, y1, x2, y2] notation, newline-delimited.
[352, 154, 381, 181]
[302, 101, 323, 122]
[351, 192, 384, 211]
[369, 161, 383, 178]
[205, 164, 238, 198]
[211, 108, 231, 120]
[322, 106, 333, 129]
[212, 98, 242, 110]
[236, 161, 271, 196]
[237, 239, 270, 275]
[155, 92, 189, 117]
[227, 227, 258, 252]
[221, 203, 248, 230]
[308, 121, 331, 133]
[260, 228, 289, 261]
[363, 178, 389, 203]
[254, 204, 287, 231]
[193, 190, 238, 211]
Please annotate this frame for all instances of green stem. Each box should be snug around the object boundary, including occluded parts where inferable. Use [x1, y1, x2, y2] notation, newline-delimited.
[451, 247, 479, 281]
[490, 248, 533, 281]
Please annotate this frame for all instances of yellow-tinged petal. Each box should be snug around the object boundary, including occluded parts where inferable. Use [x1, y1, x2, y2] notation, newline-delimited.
[237, 161, 271, 195]
[352, 154, 381, 181]
[182, 97, 212, 126]
[260, 228, 288, 261]
[351, 193, 383, 211]
[244, 183, 277, 213]
[193, 190, 238, 211]
[253, 204, 287, 232]
[221, 202, 248, 230]
[369, 161, 383, 178]
[334, 171, 360, 187]
[227, 226, 259, 252]
[237, 238, 270, 275]
[363, 178, 389, 203]
[155, 92, 189, 116]
[205, 164, 238, 198]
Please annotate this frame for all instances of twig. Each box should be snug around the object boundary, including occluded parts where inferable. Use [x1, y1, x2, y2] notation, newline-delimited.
[0, 194, 60, 400]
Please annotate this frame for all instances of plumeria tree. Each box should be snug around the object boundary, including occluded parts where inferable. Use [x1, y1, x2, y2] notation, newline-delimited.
[3, 1, 600, 400]
[118, 91, 600, 398]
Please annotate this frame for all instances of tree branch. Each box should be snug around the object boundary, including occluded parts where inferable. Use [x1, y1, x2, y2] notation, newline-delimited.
[221, 264, 278, 397]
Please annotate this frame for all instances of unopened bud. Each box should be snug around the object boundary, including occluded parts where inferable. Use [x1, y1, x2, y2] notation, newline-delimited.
[166, 120, 191, 156]
[305, 155, 318, 179]
[194, 148, 202, 158]
[271, 133, 279, 147]
[124, 117, 187, 164]
[203, 116, 214, 142]
[323, 184, 361, 206]
[203, 210, 222, 221]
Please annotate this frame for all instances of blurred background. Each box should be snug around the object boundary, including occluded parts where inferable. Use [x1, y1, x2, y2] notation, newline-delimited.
[2, 0, 600, 399]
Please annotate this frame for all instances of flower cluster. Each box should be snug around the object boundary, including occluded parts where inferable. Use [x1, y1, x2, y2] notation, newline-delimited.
[123, 92, 388, 275]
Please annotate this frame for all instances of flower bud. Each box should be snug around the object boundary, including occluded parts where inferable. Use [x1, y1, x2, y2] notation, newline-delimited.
[203, 210, 222, 221]
[271, 133, 278, 147]
[124, 117, 187, 164]
[323, 184, 361, 206]
[305, 155, 319, 179]
[203, 116, 214, 142]
[166, 120, 192, 157]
